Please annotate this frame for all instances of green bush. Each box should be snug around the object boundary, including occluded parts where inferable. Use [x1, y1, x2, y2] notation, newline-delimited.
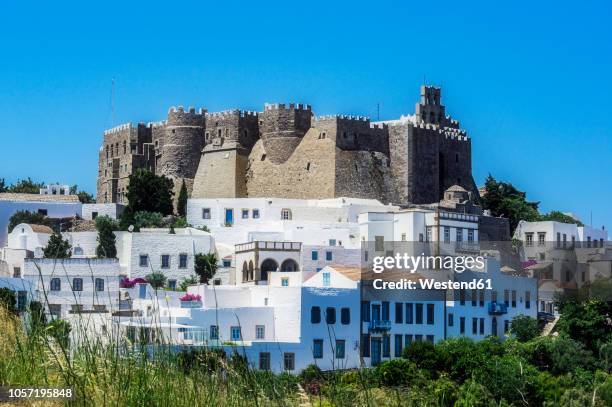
[454, 379, 493, 407]
[402, 340, 439, 374]
[300, 364, 323, 384]
[0, 288, 16, 313]
[475, 354, 540, 405]
[374, 359, 417, 386]
[145, 272, 167, 289]
[524, 336, 596, 374]
[510, 315, 540, 342]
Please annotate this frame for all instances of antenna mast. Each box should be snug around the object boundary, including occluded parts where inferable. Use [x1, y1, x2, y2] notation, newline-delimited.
[111, 78, 116, 126]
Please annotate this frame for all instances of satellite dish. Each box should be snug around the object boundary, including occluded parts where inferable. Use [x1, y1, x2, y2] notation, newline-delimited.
[128, 225, 134, 233]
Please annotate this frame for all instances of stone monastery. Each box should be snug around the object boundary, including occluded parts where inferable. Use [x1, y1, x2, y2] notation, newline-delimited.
[97, 85, 476, 207]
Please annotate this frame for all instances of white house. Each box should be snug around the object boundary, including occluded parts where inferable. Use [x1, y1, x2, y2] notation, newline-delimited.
[0, 192, 81, 247]
[81, 203, 125, 221]
[22, 258, 121, 319]
[0, 223, 53, 277]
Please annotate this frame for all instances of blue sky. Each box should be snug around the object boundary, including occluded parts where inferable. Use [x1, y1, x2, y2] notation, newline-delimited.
[0, 0, 610, 229]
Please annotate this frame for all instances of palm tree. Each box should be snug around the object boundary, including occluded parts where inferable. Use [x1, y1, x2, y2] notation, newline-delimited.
[194, 253, 218, 284]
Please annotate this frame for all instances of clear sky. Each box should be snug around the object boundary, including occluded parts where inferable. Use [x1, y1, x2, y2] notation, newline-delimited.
[0, 0, 610, 229]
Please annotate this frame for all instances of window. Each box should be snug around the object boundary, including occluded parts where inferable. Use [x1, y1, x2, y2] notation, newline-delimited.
[313, 339, 323, 359]
[50, 278, 61, 291]
[281, 208, 292, 220]
[179, 254, 188, 269]
[161, 255, 170, 269]
[256, 325, 265, 340]
[281, 277, 289, 287]
[405, 335, 413, 347]
[472, 318, 478, 334]
[382, 335, 390, 357]
[456, 228, 463, 242]
[202, 208, 211, 219]
[168, 280, 176, 290]
[587, 236, 591, 248]
[311, 250, 318, 261]
[361, 301, 370, 322]
[479, 290, 485, 307]
[460, 317, 465, 334]
[17, 291, 27, 311]
[406, 303, 413, 324]
[326, 307, 336, 324]
[341, 308, 350, 324]
[563, 233, 567, 248]
[139, 255, 148, 267]
[479, 318, 485, 335]
[468, 229, 474, 242]
[259, 352, 270, 370]
[394, 334, 403, 357]
[557, 232, 561, 248]
[322, 272, 331, 286]
[426, 303, 434, 324]
[222, 259, 231, 267]
[395, 302, 403, 323]
[426, 335, 434, 343]
[73, 278, 83, 291]
[460, 289, 466, 305]
[525, 232, 534, 246]
[284, 353, 295, 370]
[415, 303, 423, 324]
[444, 227, 450, 243]
[448, 313, 454, 327]
[252, 209, 260, 219]
[210, 325, 219, 340]
[329, 239, 336, 246]
[472, 289, 477, 306]
[525, 291, 531, 309]
[401, 233, 406, 241]
[538, 232, 546, 246]
[426, 227, 432, 242]
[361, 334, 370, 357]
[230, 326, 241, 341]
[504, 290, 510, 307]
[375, 236, 385, 251]
[242, 209, 249, 219]
[419, 233, 424, 242]
[13, 267, 21, 278]
[511, 290, 517, 308]
[325, 251, 333, 261]
[311, 306, 321, 323]
[335, 340, 345, 359]
[382, 301, 390, 321]
[95, 278, 104, 291]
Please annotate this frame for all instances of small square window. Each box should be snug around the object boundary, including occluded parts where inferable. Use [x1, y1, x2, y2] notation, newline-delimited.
[161, 255, 170, 269]
[242, 209, 249, 219]
[179, 254, 188, 269]
[168, 280, 177, 290]
[252, 209, 260, 219]
[281, 277, 289, 287]
[256, 325, 265, 340]
[202, 208, 211, 219]
[139, 255, 148, 267]
[311, 251, 318, 261]
[325, 251, 332, 261]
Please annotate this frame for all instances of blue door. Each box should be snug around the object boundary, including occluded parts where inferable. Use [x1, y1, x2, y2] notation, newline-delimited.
[225, 209, 234, 225]
[371, 337, 382, 366]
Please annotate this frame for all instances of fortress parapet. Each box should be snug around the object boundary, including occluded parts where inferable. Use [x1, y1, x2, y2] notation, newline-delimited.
[313, 114, 389, 154]
[260, 102, 312, 163]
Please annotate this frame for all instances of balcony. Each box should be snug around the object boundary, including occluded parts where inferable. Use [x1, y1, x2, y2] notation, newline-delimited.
[488, 301, 508, 315]
[368, 319, 392, 333]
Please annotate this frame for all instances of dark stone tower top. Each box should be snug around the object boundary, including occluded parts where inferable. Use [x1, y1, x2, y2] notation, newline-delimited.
[415, 85, 455, 127]
[260, 103, 312, 164]
[167, 106, 206, 126]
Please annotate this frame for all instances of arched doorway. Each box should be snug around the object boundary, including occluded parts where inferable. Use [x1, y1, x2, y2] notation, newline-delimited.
[248, 260, 254, 281]
[242, 262, 248, 282]
[260, 259, 278, 281]
[280, 259, 299, 272]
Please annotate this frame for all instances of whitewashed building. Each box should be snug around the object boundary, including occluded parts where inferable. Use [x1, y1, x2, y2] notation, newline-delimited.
[0, 223, 53, 277]
[23, 258, 121, 319]
[81, 203, 125, 221]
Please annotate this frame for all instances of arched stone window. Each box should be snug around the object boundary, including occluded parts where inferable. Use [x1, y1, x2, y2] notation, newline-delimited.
[248, 260, 254, 281]
[280, 259, 299, 272]
[242, 261, 248, 282]
[281, 209, 292, 220]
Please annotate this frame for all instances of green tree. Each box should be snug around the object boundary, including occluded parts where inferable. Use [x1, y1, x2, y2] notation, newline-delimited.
[145, 272, 167, 289]
[0, 287, 16, 313]
[177, 179, 188, 218]
[510, 315, 540, 342]
[194, 253, 218, 284]
[481, 174, 540, 233]
[179, 275, 199, 291]
[69, 185, 95, 203]
[402, 340, 440, 375]
[8, 210, 55, 233]
[539, 210, 583, 226]
[133, 211, 164, 230]
[0, 178, 6, 192]
[125, 169, 174, 215]
[43, 233, 72, 258]
[555, 297, 612, 353]
[95, 216, 118, 258]
[8, 177, 45, 193]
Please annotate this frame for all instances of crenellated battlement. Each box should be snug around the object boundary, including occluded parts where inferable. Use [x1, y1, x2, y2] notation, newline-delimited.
[167, 105, 206, 127]
[103, 123, 133, 136]
[206, 109, 258, 119]
[264, 102, 312, 111]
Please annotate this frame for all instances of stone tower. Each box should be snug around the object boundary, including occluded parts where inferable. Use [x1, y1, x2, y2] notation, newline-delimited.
[259, 103, 312, 164]
[191, 110, 259, 199]
[158, 106, 206, 197]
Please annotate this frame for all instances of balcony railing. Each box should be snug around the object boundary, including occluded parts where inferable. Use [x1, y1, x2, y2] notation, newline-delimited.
[235, 241, 302, 253]
[488, 301, 508, 315]
[368, 319, 392, 333]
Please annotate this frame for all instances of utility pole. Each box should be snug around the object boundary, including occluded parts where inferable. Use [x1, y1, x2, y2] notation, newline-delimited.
[110, 78, 116, 126]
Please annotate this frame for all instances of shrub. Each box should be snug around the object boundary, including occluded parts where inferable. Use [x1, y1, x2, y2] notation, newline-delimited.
[454, 380, 493, 407]
[0, 288, 16, 313]
[95, 215, 118, 258]
[179, 276, 199, 291]
[145, 272, 167, 289]
[524, 336, 596, 374]
[299, 364, 323, 384]
[402, 340, 439, 374]
[510, 315, 540, 342]
[375, 358, 417, 386]
[43, 233, 72, 258]
[475, 354, 540, 405]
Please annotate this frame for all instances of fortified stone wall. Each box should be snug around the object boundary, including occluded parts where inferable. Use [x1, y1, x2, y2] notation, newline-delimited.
[312, 116, 389, 155]
[205, 110, 259, 149]
[259, 103, 312, 164]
